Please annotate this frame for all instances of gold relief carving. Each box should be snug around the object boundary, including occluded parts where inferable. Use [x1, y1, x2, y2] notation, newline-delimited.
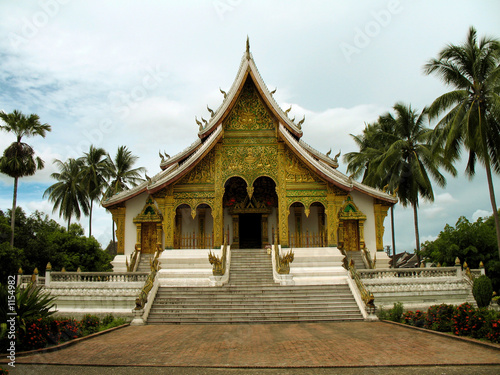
[224, 79, 275, 132]
[286, 196, 327, 212]
[178, 150, 215, 184]
[277, 144, 288, 246]
[374, 202, 390, 251]
[163, 186, 175, 249]
[109, 205, 126, 254]
[221, 145, 278, 182]
[284, 148, 321, 183]
[213, 145, 224, 245]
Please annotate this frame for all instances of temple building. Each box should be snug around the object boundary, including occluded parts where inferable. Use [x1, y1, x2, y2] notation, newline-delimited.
[103, 41, 398, 271]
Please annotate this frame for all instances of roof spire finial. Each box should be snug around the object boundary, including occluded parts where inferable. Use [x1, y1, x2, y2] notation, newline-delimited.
[246, 36, 250, 59]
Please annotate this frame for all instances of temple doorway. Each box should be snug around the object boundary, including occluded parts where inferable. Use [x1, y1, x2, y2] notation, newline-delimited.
[141, 222, 157, 254]
[239, 213, 262, 248]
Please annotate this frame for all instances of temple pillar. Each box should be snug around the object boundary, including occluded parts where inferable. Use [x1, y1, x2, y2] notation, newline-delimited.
[374, 201, 391, 251]
[277, 143, 289, 247]
[262, 214, 269, 246]
[163, 187, 175, 249]
[213, 144, 224, 246]
[109, 205, 126, 254]
[232, 215, 240, 248]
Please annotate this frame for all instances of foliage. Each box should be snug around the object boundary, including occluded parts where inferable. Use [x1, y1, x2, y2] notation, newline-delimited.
[344, 103, 454, 258]
[399, 303, 500, 343]
[473, 275, 494, 308]
[421, 213, 500, 292]
[81, 314, 100, 335]
[79, 146, 110, 238]
[15, 284, 57, 335]
[0, 109, 51, 248]
[0, 209, 112, 280]
[389, 302, 404, 322]
[43, 158, 90, 230]
[425, 304, 455, 332]
[14, 314, 123, 351]
[424, 26, 500, 259]
[402, 310, 426, 327]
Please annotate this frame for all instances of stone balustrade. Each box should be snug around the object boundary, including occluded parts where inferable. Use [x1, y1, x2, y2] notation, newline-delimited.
[49, 272, 148, 283]
[359, 267, 458, 279]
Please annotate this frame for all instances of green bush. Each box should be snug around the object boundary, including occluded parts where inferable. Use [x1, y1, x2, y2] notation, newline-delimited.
[102, 314, 115, 326]
[473, 275, 493, 308]
[81, 314, 100, 334]
[389, 302, 404, 322]
[425, 304, 455, 332]
[376, 306, 388, 320]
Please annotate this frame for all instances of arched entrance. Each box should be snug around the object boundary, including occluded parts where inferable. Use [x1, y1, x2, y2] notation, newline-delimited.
[223, 176, 277, 249]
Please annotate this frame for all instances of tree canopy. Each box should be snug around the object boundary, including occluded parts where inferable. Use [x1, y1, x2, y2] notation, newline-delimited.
[0, 208, 112, 284]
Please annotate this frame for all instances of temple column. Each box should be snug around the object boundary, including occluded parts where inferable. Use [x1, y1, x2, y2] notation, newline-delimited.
[213, 144, 224, 246]
[262, 214, 269, 247]
[277, 143, 289, 247]
[232, 215, 239, 248]
[163, 187, 175, 249]
[109, 205, 126, 254]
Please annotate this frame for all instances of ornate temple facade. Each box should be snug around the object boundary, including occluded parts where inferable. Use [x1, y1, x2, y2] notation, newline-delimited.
[103, 42, 398, 270]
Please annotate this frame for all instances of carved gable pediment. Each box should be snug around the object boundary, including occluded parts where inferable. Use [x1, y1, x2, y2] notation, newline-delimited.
[133, 196, 163, 223]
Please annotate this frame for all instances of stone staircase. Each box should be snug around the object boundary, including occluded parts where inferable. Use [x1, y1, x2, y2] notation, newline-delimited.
[136, 253, 155, 273]
[147, 248, 363, 324]
[345, 251, 367, 270]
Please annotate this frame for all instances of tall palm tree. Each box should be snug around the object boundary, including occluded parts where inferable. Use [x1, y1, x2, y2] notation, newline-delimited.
[43, 158, 90, 230]
[79, 145, 110, 238]
[104, 146, 145, 244]
[424, 26, 500, 259]
[344, 121, 398, 260]
[0, 110, 51, 247]
[347, 103, 455, 262]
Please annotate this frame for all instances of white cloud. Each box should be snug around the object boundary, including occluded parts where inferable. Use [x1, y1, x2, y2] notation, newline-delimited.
[472, 209, 492, 222]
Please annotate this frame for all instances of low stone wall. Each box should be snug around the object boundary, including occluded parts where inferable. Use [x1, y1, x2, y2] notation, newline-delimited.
[359, 267, 481, 311]
[41, 271, 149, 320]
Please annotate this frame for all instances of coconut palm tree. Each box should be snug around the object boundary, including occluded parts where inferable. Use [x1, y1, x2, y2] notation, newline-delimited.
[344, 121, 398, 260]
[0, 110, 51, 247]
[347, 103, 455, 263]
[43, 158, 90, 230]
[79, 145, 110, 238]
[104, 146, 145, 245]
[424, 26, 500, 259]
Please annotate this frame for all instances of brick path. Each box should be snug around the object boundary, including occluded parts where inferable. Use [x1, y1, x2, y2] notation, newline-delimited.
[7, 322, 500, 368]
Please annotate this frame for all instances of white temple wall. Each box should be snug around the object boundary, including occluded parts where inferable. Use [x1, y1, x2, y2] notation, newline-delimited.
[350, 190, 376, 255]
[124, 192, 149, 257]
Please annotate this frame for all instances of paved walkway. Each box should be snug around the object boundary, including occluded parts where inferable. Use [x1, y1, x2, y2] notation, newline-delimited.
[3, 321, 500, 374]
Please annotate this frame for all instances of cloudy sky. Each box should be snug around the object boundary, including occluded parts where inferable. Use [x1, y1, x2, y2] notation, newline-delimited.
[0, 0, 499, 253]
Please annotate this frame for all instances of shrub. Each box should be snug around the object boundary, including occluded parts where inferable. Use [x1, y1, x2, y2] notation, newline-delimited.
[389, 302, 404, 322]
[376, 306, 388, 320]
[453, 302, 475, 336]
[425, 304, 455, 332]
[102, 314, 115, 326]
[402, 310, 426, 327]
[81, 314, 100, 334]
[0, 367, 9, 374]
[486, 317, 500, 343]
[473, 275, 493, 308]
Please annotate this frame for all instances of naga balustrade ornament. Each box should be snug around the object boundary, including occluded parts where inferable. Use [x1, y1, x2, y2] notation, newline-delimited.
[134, 256, 160, 310]
[349, 259, 375, 311]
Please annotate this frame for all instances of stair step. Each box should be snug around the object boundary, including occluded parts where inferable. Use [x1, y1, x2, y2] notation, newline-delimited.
[147, 248, 362, 324]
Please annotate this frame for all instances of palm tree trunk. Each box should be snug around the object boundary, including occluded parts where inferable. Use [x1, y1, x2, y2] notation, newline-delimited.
[10, 177, 18, 248]
[391, 205, 396, 268]
[67, 216, 71, 231]
[89, 200, 93, 238]
[484, 157, 500, 260]
[413, 203, 421, 266]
